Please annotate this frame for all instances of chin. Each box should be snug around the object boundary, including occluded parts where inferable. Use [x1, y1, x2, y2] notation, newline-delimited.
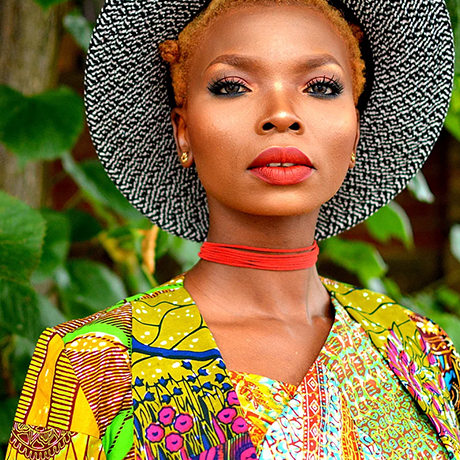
[241, 201, 321, 218]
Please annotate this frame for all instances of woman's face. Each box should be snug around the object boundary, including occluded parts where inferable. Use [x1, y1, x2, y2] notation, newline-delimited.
[172, 5, 359, 220]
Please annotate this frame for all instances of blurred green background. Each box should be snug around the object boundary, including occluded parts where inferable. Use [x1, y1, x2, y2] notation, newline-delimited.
[1, 0, 460, 454]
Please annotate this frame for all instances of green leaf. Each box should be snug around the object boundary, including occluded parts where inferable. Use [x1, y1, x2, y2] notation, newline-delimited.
[435, 285, 460, 316]
[9, 335, 36, 393]
[62, 153, 147, 222]
[0, 191, 45, 284]
[32, 0, 67, 10]
[65, 208, 103, 242]
[450, 224, 460, 263]
[156, 230, 175, 260]
[0, 86, 28, 129]
[0, 86, 84, 161]
[407, 172, 435, 203]
[445, 76, 460, 142]
[0, 398, 19, 443]
[0, 193, 44, 341]
[33, 210, 71, 282]
[0, 281, 41, 341]
[321, 237, 388, 284]
[38, 294, 67, 327]
[365, 277, 388, 295]
[63, 9, 94, 52]
[155, 230, 200, 270]
[167, 236, 201, 271]
[56, 259, 127, 318]
[365, 201, 413, 248]
[381, 277, 403, 302]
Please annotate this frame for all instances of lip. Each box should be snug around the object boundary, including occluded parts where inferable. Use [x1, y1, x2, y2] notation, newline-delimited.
[249, 147, 313, 169]
[249, 147, 314, 185]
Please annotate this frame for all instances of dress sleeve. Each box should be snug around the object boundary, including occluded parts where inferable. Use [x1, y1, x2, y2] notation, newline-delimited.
[411, 313, 460, 423]
[434, 327, 460, 421]
[5, 328, 106, 460]
[9, 322, 134, 460]
[5, 296, 135, 460]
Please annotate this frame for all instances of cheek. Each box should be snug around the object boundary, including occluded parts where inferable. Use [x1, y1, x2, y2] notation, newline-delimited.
[187, 104, 250, 179]
[310, 109, 357, 196]
[317, 110, 356, 162]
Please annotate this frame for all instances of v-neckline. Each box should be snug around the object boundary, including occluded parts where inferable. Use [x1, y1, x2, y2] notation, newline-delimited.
[226, 298, 342, 395]
[179, 272, 339, 390]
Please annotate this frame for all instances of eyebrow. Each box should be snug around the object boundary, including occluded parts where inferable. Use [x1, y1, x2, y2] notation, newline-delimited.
[205, 53, 344, 72]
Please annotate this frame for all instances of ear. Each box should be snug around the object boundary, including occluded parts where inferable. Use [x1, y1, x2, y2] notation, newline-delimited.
[171, 107, 194, 168]
[349, 109, 360, 169]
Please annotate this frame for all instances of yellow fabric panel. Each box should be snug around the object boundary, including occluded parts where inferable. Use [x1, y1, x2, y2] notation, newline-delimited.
[17, 328, 99, 438]
[55, 430, 106, 460]
[14, 329, 55, 424]
[23, 333, 62, 427]
[64, 331, 131, 437]
[47, 343, 80, 431]
[71, 385, 100, 437]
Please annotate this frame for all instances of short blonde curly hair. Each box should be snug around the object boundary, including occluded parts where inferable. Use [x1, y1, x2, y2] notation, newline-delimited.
[160, 0, 366, 107]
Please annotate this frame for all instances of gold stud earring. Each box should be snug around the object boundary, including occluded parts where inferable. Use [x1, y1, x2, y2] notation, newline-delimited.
[180, 151, 189, 164]
[351, 151, 356, 162]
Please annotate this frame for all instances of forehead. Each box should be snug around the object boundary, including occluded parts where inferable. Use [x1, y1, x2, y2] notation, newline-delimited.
[191, 5, 351, 74]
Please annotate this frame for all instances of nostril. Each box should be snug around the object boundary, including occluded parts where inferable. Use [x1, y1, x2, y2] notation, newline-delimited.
[289, 122, 300, 131]
[262, 122, 275, 131]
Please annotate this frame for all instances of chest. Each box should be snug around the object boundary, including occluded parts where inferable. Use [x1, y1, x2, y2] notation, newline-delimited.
[203, 314, 334, 386]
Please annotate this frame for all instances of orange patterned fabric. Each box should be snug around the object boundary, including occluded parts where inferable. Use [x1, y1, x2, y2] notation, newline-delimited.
[227, 371, 296, 449]
[228, 365, 364, 458]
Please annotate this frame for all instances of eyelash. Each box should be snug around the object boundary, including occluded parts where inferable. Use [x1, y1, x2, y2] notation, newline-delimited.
[207, 75, 344, 98]
[304, 76, 344, 97]
[208, 77, 250, 97]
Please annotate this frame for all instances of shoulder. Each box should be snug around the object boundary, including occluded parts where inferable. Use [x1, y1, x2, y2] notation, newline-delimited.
[41, 275, 185, 350]
[49, 298, 132, 345]
[27, 299, 134, 397]
[322, 277, 458, 355]
[15, 296, 138, 440]
[322, 277, 442, 338]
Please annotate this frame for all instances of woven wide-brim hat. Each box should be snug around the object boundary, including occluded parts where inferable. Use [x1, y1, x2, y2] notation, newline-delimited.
[85, 0, 454, 242]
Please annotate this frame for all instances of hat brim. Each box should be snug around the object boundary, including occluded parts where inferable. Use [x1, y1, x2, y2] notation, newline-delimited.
[85, 0, 454, 242]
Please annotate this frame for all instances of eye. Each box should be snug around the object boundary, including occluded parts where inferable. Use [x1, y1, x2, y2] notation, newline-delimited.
[208, 77, 250, 97]
[304, 76, 344, 98]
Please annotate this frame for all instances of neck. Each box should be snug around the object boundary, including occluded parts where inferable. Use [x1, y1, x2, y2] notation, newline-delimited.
[186, 261, 328, 321]
[185, 207, 330, 322]
[207, 204, 319, 249]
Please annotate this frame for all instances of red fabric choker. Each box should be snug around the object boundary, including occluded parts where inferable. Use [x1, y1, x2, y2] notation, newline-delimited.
[198, 241, 319, 271]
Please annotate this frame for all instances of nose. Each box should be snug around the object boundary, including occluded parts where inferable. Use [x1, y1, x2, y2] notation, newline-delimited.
[257, 90, 305, 135]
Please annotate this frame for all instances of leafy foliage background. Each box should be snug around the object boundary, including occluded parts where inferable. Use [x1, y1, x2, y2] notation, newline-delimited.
[0, 0, 460, 452]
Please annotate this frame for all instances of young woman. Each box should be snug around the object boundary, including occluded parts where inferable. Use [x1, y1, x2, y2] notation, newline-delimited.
[6, 0, 459, 459]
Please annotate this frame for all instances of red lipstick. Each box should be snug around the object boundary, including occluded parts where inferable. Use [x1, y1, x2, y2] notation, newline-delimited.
[249, 147, 314, 185]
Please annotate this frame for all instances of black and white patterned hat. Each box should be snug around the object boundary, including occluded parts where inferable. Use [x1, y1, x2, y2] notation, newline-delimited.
[85, 0, 454, 242]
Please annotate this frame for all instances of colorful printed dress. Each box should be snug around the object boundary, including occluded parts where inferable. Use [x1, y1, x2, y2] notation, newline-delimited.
[6, 276, 460, 460]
